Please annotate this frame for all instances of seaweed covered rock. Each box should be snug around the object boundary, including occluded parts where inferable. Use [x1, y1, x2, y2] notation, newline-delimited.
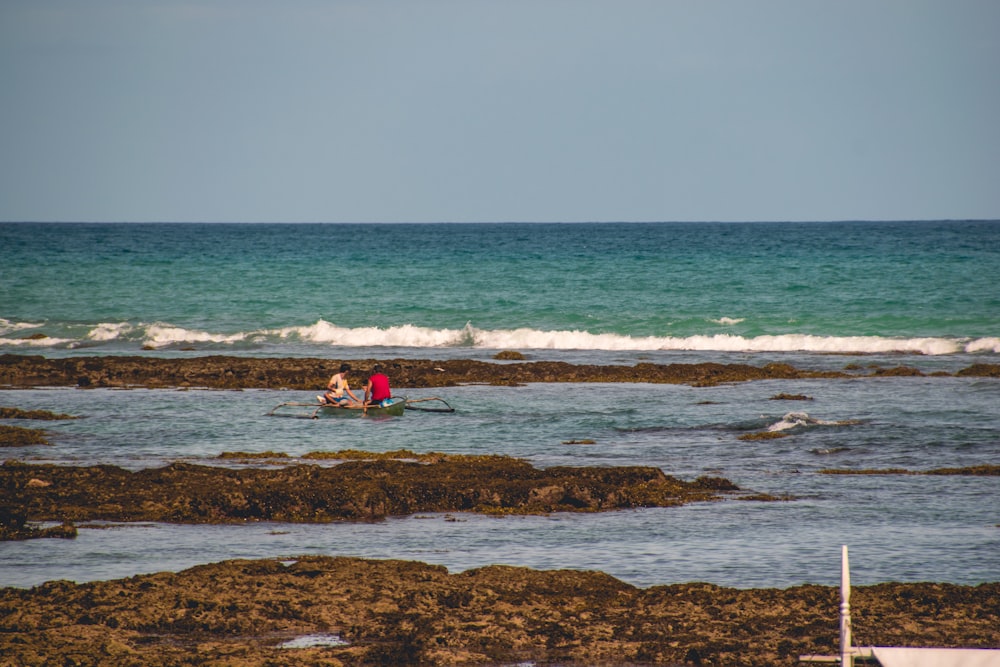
[0, 503, 76, 541]
[1, 455, 736, 525]
[0, 424, 50, 447]
[0, 354, 848, 389]
[0, 556, 996, 666]
[1, 354, 993, 390]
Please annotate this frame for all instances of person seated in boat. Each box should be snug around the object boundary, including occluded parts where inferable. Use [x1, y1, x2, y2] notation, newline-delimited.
[363, 364, 392, 407]
[319, 363, 361, 407]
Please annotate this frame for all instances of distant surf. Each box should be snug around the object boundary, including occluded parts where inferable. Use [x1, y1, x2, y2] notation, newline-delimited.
[2, 222, 998, 365]
[2, 317, 997, 355]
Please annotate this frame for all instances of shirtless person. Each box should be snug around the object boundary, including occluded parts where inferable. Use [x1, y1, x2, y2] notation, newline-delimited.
[319, 363, 361, 406]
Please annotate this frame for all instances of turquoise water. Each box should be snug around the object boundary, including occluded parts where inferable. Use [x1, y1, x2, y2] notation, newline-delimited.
[2, 221, 998, 358]
[1, 222, 998, 589]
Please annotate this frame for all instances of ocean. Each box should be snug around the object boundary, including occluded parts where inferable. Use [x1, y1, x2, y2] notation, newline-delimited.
[1, 221, 998, 589]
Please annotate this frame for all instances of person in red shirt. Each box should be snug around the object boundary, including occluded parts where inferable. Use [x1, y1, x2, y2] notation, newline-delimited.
[363, 364, 392, 407]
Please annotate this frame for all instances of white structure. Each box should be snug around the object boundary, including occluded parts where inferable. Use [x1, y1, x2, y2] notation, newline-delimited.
[800, 546, 1000, 667]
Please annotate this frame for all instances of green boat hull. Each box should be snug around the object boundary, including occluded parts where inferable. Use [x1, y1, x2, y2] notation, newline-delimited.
[316, 398, 406, 418]
[267, 396, 452, 420]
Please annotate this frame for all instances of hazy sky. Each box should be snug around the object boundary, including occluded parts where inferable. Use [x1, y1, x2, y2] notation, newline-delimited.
[2, 1, 998, 223]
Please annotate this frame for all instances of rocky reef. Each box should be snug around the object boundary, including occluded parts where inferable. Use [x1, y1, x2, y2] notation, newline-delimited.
[1, 555, 997, 666]
[2, 355, 998, 665]
[6, 353, 992, 390]
[0, 502, 76, 541]
[0, 423, 50, 447]
[1, 453, 739, 527]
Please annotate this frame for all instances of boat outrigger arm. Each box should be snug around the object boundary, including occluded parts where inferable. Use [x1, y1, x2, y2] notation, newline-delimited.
[400, 397, 456, 412]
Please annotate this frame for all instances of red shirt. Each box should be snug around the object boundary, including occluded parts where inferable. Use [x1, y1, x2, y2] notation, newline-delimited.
[368, 373, 391, 402]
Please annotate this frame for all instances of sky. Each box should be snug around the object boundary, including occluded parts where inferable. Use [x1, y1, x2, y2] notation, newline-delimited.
[1, 1, 998, 223]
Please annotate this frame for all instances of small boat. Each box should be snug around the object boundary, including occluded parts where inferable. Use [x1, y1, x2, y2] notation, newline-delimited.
[266, 396, 453, 420]
[316, 397, 407, 418]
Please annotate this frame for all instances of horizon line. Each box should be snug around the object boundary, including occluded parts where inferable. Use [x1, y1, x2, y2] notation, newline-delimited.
[3, 218, 999, 225]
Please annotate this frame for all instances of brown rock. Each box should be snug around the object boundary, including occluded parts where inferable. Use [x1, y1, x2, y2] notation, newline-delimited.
[956, 363, 1000, 378]
[738, 431, 790, 441]
[1, 455, 735, 527]
[0, 555, 995, 666]
[0, 502, 76, 540]
[2, 354, 987, 390]
[0, 407, 78, 420]
[0, 424, 50, 447]
[0, 354, 853, 390]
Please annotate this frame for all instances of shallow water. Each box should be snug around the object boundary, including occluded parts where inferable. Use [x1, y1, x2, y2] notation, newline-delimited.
[3, 375, 998, 589]
[2, 221, 997, 589]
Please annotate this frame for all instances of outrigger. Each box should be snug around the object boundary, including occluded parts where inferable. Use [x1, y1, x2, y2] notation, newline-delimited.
[266, 396, 454, 420]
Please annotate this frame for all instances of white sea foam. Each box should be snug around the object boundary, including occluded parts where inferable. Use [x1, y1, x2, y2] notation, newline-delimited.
[711, 317, 745, 325]
[767, 412, 857, 432]
[0, 335, 76, 347]
[768, 412, 824, 432]
[470, 329, 975, 355]
[656, 333, 964, 355]
[143, 323, 250, 348]
[283, 319, 467, 347]
[966, 337, 1000, 354]
[474, 328, 665, 351]
[278, 633, 349, 649]
[0, 318, 43, 335]
[0, 317, 996, 356]
[87, 322, 136, 342]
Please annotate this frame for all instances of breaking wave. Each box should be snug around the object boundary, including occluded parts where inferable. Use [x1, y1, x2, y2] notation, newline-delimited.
[0, 318, 997, 355]
[767, 412, 861, 432]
